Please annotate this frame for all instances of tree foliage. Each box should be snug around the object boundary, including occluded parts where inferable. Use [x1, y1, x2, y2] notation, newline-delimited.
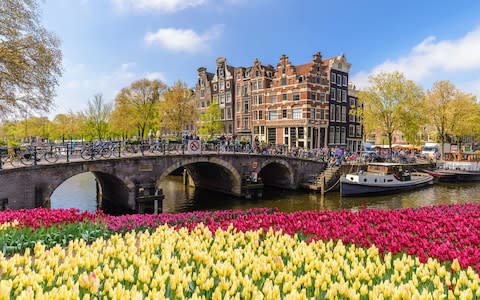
[111, 79, 166, 139]
[84, 94, 112, 140]
[358, 71, 424, 152]
[198, 102, 223, 140]
[158, 81, 196, 137]
[0, 0, 62, 117]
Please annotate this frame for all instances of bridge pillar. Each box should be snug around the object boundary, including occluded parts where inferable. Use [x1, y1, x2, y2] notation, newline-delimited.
[135, 182, 164, 214]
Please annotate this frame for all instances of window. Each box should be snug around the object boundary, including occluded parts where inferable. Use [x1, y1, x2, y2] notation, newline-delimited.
[200, 89, 205, 97]
[282, 67, 286, 74]
[220, 81, 225, 90]
[293, 108, 302, 119]
[320, 93, 326, 102]
[281, 77, 287, 86]
[243, 85, 249, 96]
[219, 69, 224, 77]
[284, 127, 288, 135]
[258, 95, 263, 104]
[236, 73, 241, 79]
[329, 126, 335, 144]
[226, 93, 231, 103]
[200, 101, 205, 108]
[252, 81, 257, 90]
[341, 127, 346, 144]
[213, 84, 217, 91]
[356, 125, 362, 137]
[221, 109, 225, 120]
[335, 126, 340, 144]
[298, 76, 303, 83]
[256, 70, 260, 77]
[337, 88, 341, 102]
[236, 100, 240, 112]
[342, 90, 347, 102]
[320, 109, 325, 120]
[310, 108, 315, 119]
[282, 109, 287, 119]
[350, 97, 355, 107]
[336, 105, 340, 122]
[270, 95, 276, 103]
[349, 125, 355, 137]
[259, 111, 263, 119]
[268, 128, 276, 144]
[253, 95, 258, 105]
[244, 100, 249, 113]
[316, 77, 321, 84]
[293, 92, 300, 101]
[237, 119, 240, 129]
[282, 94, 287, 101]
[269, 111, 277, 120]
[257, 80, 263, 89]
[341, 106, 346, 123]
[226, 107, 232, 120]
[243, 117, 249, 129]
[330, 104, 335, 121]
[337, 74, 342, 86]
[338, 63, 343, 70]
[254, 126, 259, 134]
[349, 110, 355, 122]
[236, 84, 241, 96]
[213, 95, 218, 103]
[298, 127, 304, 139]
[219, 95, 225, 104]
[331, 72, 336, 83]
[331, 89, 336, 100]
[343, 75, 347, 86]
[311, 92, 316, 100]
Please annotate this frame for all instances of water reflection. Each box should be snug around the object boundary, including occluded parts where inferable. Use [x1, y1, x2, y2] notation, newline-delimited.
[50, 172, 480, 213]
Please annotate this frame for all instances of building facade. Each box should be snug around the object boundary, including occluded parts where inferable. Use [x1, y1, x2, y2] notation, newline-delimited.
[347, 84, 363, 152]
[194, 52, 362, 151]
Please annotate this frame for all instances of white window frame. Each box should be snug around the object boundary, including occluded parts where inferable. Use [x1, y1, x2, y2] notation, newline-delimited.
[293, 108, 302, 119]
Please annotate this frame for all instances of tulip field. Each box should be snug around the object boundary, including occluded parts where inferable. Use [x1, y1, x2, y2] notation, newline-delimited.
[1, 205, 480, 298]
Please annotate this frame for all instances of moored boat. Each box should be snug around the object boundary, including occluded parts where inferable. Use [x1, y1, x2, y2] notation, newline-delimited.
[340, 163, 434, 197]
[424, 161, 480, 182]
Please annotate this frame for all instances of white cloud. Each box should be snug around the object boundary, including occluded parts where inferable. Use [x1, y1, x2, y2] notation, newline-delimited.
[111, 0, 206, 13]
[145, 72, 166, 81]
[50, 61, 166, 117]
[351, 27, 480, 98]
[145, 25, 223, 52]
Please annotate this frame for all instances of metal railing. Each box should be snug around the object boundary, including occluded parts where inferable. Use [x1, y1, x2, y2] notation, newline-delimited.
[0, 141, 336, 170]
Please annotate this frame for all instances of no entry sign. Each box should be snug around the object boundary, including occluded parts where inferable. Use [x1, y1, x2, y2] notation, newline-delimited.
[188, 140, 201, 154]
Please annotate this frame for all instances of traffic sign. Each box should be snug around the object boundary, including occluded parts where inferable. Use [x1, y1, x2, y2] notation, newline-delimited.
[188, 140, 201, 154]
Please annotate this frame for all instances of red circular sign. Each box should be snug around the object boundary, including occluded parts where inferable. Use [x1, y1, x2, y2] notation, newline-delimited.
[190, 140, 200, 151]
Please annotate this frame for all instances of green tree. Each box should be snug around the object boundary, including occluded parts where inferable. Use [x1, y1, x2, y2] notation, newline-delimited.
[358, 71, 424, 154]
[0, 0, 62, 117]
[158, 81, 197, 137]
[425, 80, 479, 159]
[84, 94, 112, 140]
[113, 79, 166, 139]
[198, 102, 223, 140]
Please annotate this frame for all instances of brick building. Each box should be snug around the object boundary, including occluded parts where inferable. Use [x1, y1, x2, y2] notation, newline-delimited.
[194, 52, 362, 150]
[347, 84, 363, 152]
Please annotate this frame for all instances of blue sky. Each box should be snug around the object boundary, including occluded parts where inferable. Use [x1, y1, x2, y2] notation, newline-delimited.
[40, 0, 480, 117]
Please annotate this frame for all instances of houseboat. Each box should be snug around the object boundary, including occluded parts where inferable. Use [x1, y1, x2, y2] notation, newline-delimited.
[423, 161, 480, 182]
[340, 163, 434, 197]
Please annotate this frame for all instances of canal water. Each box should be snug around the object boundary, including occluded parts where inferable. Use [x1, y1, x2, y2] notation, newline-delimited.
[50, 172, 480, 214]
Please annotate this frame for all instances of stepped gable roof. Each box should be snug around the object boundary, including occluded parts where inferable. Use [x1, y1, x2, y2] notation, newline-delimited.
[295, 62, 313, 76]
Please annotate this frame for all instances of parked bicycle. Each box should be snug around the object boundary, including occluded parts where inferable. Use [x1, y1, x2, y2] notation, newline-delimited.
[80, 143, 111, 160]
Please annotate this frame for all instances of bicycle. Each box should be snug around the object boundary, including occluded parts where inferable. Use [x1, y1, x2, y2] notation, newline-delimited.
[80, 143, 111, 160]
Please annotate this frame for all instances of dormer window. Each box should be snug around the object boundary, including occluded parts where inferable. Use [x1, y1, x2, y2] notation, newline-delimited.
[298, 76, 304, 83]
[282, 67, 286, 74]
[219, 69, 224, 76]
[255, 70, 260, 77]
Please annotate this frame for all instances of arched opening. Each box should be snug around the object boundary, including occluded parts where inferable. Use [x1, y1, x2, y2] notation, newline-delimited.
[49, 171, 131, 215]
[258, 161, 295, 189]
[157, 160, 242, 212]
[50, 172, 98, 212]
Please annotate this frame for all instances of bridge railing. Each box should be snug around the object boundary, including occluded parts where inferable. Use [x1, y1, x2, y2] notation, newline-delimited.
[0, 141, 332, 170]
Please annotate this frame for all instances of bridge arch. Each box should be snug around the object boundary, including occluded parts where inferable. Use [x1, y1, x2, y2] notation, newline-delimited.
[257, 159, 296, 189]
[158, 157, 242, 196]
[46, 169, 131, 213]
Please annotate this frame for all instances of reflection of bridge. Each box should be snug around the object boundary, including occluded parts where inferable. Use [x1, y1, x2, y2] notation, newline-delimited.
[0, 154, 326, 212]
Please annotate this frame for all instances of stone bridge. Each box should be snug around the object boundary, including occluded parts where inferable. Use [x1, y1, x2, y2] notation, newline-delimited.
[0, 154, 326, 212]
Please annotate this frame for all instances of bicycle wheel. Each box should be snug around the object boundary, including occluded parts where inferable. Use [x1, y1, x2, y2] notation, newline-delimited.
[44, 151, 59, 163]
[101, 147, 112, 158]
[20, 151, 35, 165]
[81, 149, 93, 160]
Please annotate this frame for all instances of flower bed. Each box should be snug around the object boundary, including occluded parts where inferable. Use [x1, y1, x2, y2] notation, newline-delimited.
[0, 208, 103, 228]
[1, 225, 479, 299]
[105, 204, 480, 272]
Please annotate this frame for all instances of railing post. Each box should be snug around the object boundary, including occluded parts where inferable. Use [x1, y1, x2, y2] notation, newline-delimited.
[66, 144, 70, 162]
[140, 141, 144, 157]
[163, 142, 166, 155]
[182, 143, 185, 155]
[33, 146, 37, 166]
[118, 142, 121, 158]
